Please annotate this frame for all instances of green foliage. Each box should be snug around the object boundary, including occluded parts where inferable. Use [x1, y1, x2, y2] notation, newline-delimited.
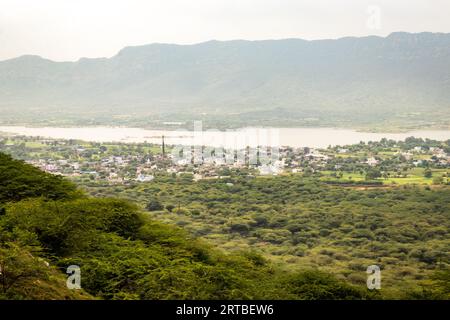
[365, 168, 382, 180]
[95, 174, 450, 297]
[0, 241, 90, 300]
[1, 152, 448, 300]
[146, 199, 164, 211]
[0, 153, 81, 202]
[0, 242, 46, 295]
[279, 270, 368, 300]
[433, 176, 444, 185]
[0, 152, 375, 300]
[424, 168, 433, 178]
[406, 269, 450, 299]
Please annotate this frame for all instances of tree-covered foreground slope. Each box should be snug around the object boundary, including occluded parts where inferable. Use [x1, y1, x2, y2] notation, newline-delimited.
[0, 152, 373, 300]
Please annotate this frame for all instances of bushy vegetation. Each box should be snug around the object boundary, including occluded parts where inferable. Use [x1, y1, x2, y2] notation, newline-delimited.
[0, 152, 371, 300]
[83, 173, 450, 299]
[0, 153, 81, 202]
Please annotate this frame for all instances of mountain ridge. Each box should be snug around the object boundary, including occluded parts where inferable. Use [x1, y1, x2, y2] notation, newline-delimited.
[1, 32, 449, 128]
[3, 31, 450, 63]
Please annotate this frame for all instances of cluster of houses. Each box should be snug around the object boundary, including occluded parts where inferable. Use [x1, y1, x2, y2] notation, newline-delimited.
[2, 136, 448, 183]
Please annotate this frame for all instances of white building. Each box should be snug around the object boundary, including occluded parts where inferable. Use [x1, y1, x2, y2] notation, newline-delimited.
[136, 174, 154, 182]
[366, 157, 379, 166]
[258, 164, 283, 175]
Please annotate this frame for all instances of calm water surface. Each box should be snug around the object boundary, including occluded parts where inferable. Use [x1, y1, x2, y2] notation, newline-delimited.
[1, 126, 450, 148]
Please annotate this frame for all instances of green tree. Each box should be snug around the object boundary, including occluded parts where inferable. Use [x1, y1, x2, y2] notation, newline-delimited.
[365, 169, 381, 180]
[146, 199, 164, 211]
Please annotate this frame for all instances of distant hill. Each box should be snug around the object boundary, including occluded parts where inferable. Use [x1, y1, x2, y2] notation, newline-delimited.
[1, 32, 449, 128]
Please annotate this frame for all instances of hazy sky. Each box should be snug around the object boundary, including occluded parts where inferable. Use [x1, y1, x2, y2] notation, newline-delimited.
[1, 0, 449, 61]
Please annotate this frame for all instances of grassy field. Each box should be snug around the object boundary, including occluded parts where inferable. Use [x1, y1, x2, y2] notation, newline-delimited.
[320, 168, 448, 185]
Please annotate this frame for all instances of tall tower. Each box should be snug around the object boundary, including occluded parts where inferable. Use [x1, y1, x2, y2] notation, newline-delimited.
[162, 135, 166, 157]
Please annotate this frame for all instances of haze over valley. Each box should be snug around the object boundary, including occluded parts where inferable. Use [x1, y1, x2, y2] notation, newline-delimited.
[1, 32, 450, 130]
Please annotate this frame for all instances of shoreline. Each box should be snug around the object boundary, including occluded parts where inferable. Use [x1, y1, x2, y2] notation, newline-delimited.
[1, 125, 450, 149]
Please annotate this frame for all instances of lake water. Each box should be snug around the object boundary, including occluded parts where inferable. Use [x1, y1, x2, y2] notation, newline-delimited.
[1, 126, 450, 149]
